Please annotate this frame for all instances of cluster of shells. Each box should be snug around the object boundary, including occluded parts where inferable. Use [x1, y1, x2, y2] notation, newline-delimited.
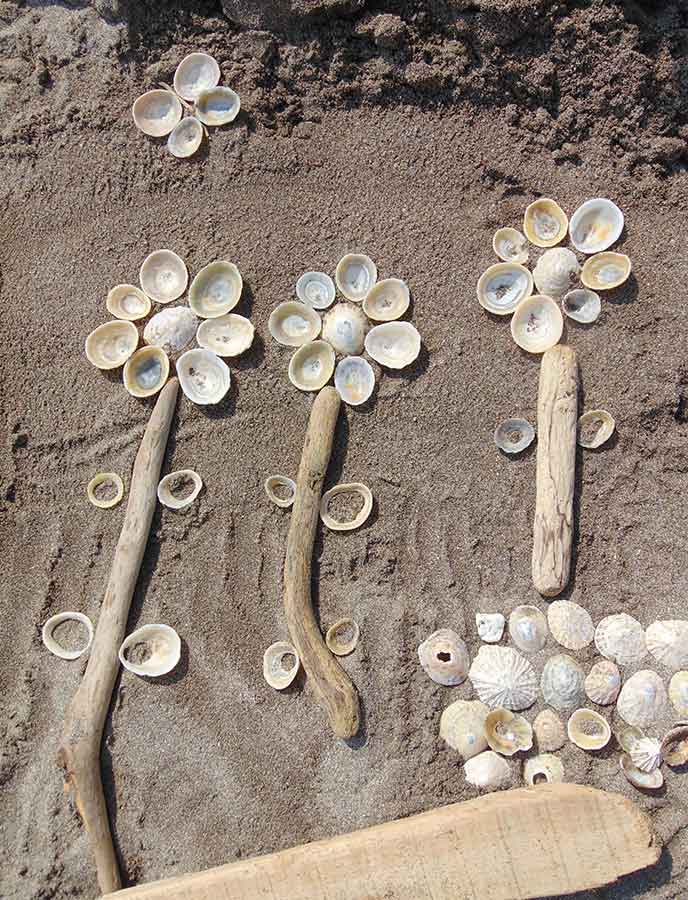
[132, 52, 240, 158]
[267, 254, 421, 406]
[420, 605, 688, 793]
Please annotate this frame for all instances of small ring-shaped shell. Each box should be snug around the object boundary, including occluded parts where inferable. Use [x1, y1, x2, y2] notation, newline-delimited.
[157, 470, 203, 509]
[42, 612, 94, 660]
[326, 618, 360, 656]
[264, 475, 296, 509]
[87, 472, 124, 509]
[320, 483, 373, 532]
[263, 641, 300, 690]
[577, 410, 615, 449]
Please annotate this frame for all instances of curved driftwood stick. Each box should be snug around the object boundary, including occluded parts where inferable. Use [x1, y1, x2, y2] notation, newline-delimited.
[58, 378, 179, 894]
[284, 386, 360, 740]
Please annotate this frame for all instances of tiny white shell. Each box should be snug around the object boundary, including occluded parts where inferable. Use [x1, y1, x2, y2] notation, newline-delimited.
[418, 628, 470, 686]
[630, 737, 662, 773]
[584, 659, 621, 706]
[464, 750, 511, 791]
[541, 654, 586, 711]
[195, 86, 241, 126]
[594, 613, 646, 666]
[510, 294, 564, 354]
[176, 348, 230, 405]
[87, 472, 124, 509]
[132, 89, 182, 137]
[320, 482, 373, 532]
[567, 708, 611, 750]
[144, 306, 198, 354]
[484, 707, 533, 756]
[532, 248, 580, 298]
[335, 253, 377, 302]
[533, 709, 566, 752]
[263, 641, 300, 690]
[569, 198, 624, 254]
[119, 624, 181, 677]
[645, 620, 688, 672]
[616, 670, 668, 727]
[157, 470, 203, 510]
[577, 410, 615, 449]
[174, 52, 221, 102]
[669, 671, 688, 718]
[508, 605, 548, 653]
[492, 227, 529, 265]
[364, 322, 421, 369]
[85, 320, 139, 370]
[476, 263, 533, 316]
[106, 284, 151, 321]
[196, 314, 254, 357]
[476, 612, 505, 644]
[547, 601, 594, 651]
[439, 699, 490, 760]
[523, 198, 568, 248]
[321, 303, 368, 355]
[139, 250, 188, 304]
[334, 356, 375, 406]
[296, 271, 336, 310]
[523, 753, 564, 785]
[362, 278, 410, 322]
[189, 261, 243, 319]
[581, 252, 631, 290]
[562, 289, 601, 324]
[42, 612, 94, 660]
[167, 116, 204, 158]
[325, 618, 360, 656]
[269, 301, 322, 347]
[468, 645, 538, 710]
[494, 418, 535, 454]
[620, 753, 663, 790]
[264, 475, 296, 509]
[123, 347, 170, 398]
[288, 340, 335, 391]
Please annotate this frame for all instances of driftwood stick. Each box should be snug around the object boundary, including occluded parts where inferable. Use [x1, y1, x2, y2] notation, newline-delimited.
[58, 378, 179, 894]
[532, 345, 578, 596]
[284, 386, 360, 740]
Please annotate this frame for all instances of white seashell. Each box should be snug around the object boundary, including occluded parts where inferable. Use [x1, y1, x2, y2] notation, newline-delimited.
[263, 641, 300, 690]
[577, 410, 615, 449]
[174, 52, 221, 102]
[547, 601, 594, 651]
[476, 612, 505, 644]
[176, 348, 230, 405]
[541, 654, 586, 711]
[616, 724, 646, 753]
[85, 320, 139, 370]
[669, 671, 688, 718]
[585, 660, 621, 705]
[321, 303, 368, 355]
[661, 725, 688, 767]
[87, 472, 124, 509]
[567, 708, 611, 750]
[523, 753, 564, 786]
[492, 227, 529, 265]
[645, 620, 688, 672]
[494, 418, 535, 454]
[106, 284, 151, 321]
[364, 322, 421, 369]
[196, 314, 254, 357]
[288, 340, 335, 392]
[508, 605, 548, 653]
[189, 261, 243, 319]
[620, 753, 663, 790]
[533, 709, 566, 752]
[335, 253, 377, 302]
[132, 89, 182, 137]
[616, 670, 668, 727]
[264, 475, 296, 509]
[464, 750, 511, 791]
[42, 612, 94, 660]
[418, 629, 470, 687]
[119, 624, 181, 677]
[581, 252, 631, 290]
[562, 288, 601, 324]
[167, 116, 204, 158]
[334, 356, 375, 406]
[468, 645, 538, 710]
[325, 618, 360, 656]
[533, 248, 580, 298]
[523, 198, 568, 248]
[195, 86, 241, 126]
[296, 271, 336, 310]
[630, 737, 662, 773]
[362, 278, 410, 322]
[139, 250, 188, 304]
[510, 294, 563, 354]
[594, 613, 645, 666]
[439, 700, 490, 760]
[484, 707, 533, 756]
[157, 470, 203, 510]
[569, 199, 624, 255]
[123, 347, 169, 398]
[144, 306, 198, 354]
[270, 301, 322, 347]
[320, 483, 373, 532]
[476, 263, 533, 316]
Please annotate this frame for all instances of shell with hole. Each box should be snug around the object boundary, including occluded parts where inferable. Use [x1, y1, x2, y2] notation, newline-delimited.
[123, 347, 170, 398]
[189, 261, 243, 318]
[476, 612, 505, 643]
[167, 116, 204, 158]
[132, 89, 182, 137]
[85, 320, 139, 370]
[541, 654, 586, 712]
[577, 409, 615, 449]
[334, 356, 375, 406]
[439, 699, 490, 760]
[263, 641, 300, 690]
[533, 709, 566, 752]
[661, 725, 688, 766]
[620, 753, 663, 790]
[508, 605, 548, 654]
[547, 601, 594, 652]
[484, 707, 533, 756]
[523, 753, 564, 786]
[494, 418, 535, 454]
[196, 314, 254, 357]
[321, 303, 368, 355]
[418, 628, 470, 687]
[288, 340, 335, 391]
[569, 198, 624, 254]
[106, 284, 151, 321]
[364, 322, 421, 369]
[510, 294, 564, 354]
[325, 618, 360, 656]
[174, 52, 221, 101]
[523, 198, 568, 247]
[157, 470, 203, 510]
[296, 271, 336, 310]
[594, 613, 646, 666]
[335, 253, 377, 302]
[562, 288, 601, 324]
[264, 474, 296, 509]
[567, 708, 611, 750]
[139, 250, 188, 303]
[630, 737, 662, 773]
[533, 248, 580, 298]
[669, 671, 688, 718]
[42, 612, 94, 660]
[177, 348, 230, 405]
[144, 306, 198, 354]
[362, 278, 410, 321]
[270, 301, 322, 348]
[119, 624, 181, 677]
[617, 670, 668, 727]
[492, 227, 529, 265]
[464, 750, 511, 792]
[476, 263, 533, 315]
[320, 482, 373, 532]
[646, 620, 688, 672]
[585, 660, 621, 706]
[468, 645, 538, 710]
[87, 472, 124, 509]
[581, 252, 631, 290]
[195, 86, 241, 126]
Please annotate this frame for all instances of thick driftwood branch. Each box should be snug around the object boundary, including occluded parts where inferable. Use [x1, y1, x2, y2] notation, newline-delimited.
[532, 345, 578, 596]
[58, 378, 179, 894]
[284, 386, 360, 740]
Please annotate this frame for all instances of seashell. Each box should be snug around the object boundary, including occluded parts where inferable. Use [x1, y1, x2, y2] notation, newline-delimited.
[630, 737, 662, 773]
[119, 624, 181, 677]
[296, 271, 336, 310]
[42, 612, 94, 660]
[567, 708, 611, 750]
[106, 284, 151, 321]
[562, 288, 601, 324]
[508, 605, 548, 654]
[288, 340, 335, 392]
[569, 198, 624, 255]
[494, 418, 535, 454]
[476, 612, 505, 644]
[334, 356, 375, 406]
[364, 322, 421, 369]
[547, 601, 594, 652]
[320, 482, 373, 532]
[532, 248, 580, 298]
[123, 347, 169, 398]
[177, 348, 230, 405]
[157, 469, 203, 510]
[189, 261, 243, 319]
[196, 314, 254, 357]
[660, 724, 688, 767]
[533, 709, 566, 752]
[523, 753, 564, 786]
[468, 645, 538, 710]
[620, 753, 663, 790]
[484, 707, 533, 756]
[510, 294, 564, 354]
[577, 409, 615, 449]
[87, 472, 124, 509]
[585, 660, 621, 706]
[417, 628, 470, 687]
[594, 613, 645, 666]
[325, 618, 360, 656]
[362, 278, 410, 322]
[139, 249, 188, 304]
[335, 253, 377, 302]
[616, 724, 646, 753]
[270, 301, 322, 348]
[492, 227, 529, 265]
[174, 52, 221, 102]
[523, 198, 568, 248]
[646, 620, 688, 672]
[581, 252, 631, 291]
[541, 654, 586, 711]
[194, 86, 241, 126]
[616, 670, 668, 727]
[143, 306, 198, 354]
[439, 700, 490, 760]
[263, 641, 300, 690]
[669, 671, 688, 718]
[321, 303, 368, 355]
[85, 320, 139, 370]
[132, 89, 182, 137]
[264, 475, 296, 509]
[476, 263, 533, 316]
[464, 750, 511, 791]
[167, 116, 204, 158]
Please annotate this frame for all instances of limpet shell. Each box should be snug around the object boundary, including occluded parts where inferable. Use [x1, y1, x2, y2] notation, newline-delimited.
[119, 624, 181, 677]
[616, 724, 645, 754]
[468, 645, 538, 710]
[439, 699, 490, 760]
[476, 612, 505, 644]
[296, 271, 336, 310]
[523, 198, 568, 248]
[484, 707, 533, 756]
[567, 708, 611, 750]
[325, 618, 360, 656]
[661, 725, 688, 767]
[270, 301, 322, 347]
[616, 670, 668, 727]
[321, 303, 368, 355]
[508, 605, 547, 654]
[195, 86, 241, 126]
[581, 252, 631, 290]
[85, 320, 139, 370]
[123, 347, 169, 398]
[177, 348, 230, 405]
[532, 248, 580, 298]
[585, 659, 621, 706]
[510, 294, 564, 354]
[569, 198, 624, 255]
[320, 482, 373, 532]
[494, 418, 535, 454]
[562, 289, 601, 324]
[594, 613, 646, 666]
[577, 410, 615, 449]
[533, 709, 566, 752]
[139, 250, 188, 304]
[547, 601, 594, 651]
[143, 306, 198, 354]
[167, 116, 204, 158]
[620, 753, 663, 790]
[334, 356, 375, 406]
[174, 52, 221, 102]
[157, 470, 203, 510]
[189, 261, 243, 319]
[335, 253, 377, 302]
[476, 263, 533, 316]
[492, 227, 528, 265]
[87, 472, 124, 509]
[669, 671, 688, 718]
[264, 475, 296, 509]
[106, 284, 151, 321]
[646, 620, 688, 672]
[630, 737, 662, 773]
[464, 750, 511, 792]
[418, 628, 470, 687]
[263, 641, 300, 690]
[362, 278, 410, 322]
[541, 654, 586, 712]
[523, 753, 564, 786]
[132, 89, 182, 137]
[42, 612, 94, 660]
[364, 322, 421, 369]
[196, 314, 254, 357]
[288, 340, 335, 392]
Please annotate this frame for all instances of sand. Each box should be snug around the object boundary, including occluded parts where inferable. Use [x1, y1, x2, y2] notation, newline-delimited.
[1, 1, 688, 897]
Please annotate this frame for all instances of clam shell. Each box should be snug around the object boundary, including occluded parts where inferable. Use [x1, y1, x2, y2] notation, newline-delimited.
[532, 248, 580, 298]
[139, 250, 188, 304]
[334, 356, 375, 406]
[335, 253, 377, 302]
[157, 469, 203, 510]
[468, 645, 538, 710]
[547, 601, 594, 651]
[296, 271, 336, 310]
[174, 52, 221, 102]
[195, 86, 241, 126]
[418, 628, 470, 687]
[132, 89, 182, 137]
[562, 289, 601, 324]
[510, 294, 563, 354]
[523, 198, 568, 247]
[439, 700, 490, 760]
[484, 707, 533, 756]
[567, 708, 611, 750]
[581, 252, 631, 290]
[167, 116, 204, 158]
[143, 306, 198, 354]
[177, 348, 230, 405]
[494, 418, 535, 454]
[584, 659, 621, 705]
[476, 262, 533, 315]
[263, 641, 300, 690]
[325, 618, 360, 656]
[661, 724, 688, 766]
[288, 340, 335, 391]
[364, 321, 421, 369]
[196, 314, 254, 357]
[264, 474, 296, 509]
[533, 709, 566, 752]
[616, 670, 668, 727]
[106, 284, 151, 321]
[189, 261, 243, 319]
[320, 482, 373, 532]
[42, 612, 94, 661]
[321, 303, 368, 355]
[541, 654, 586, 712]
[569, 198, 624, 254]
[270, 301, 321, 348]
[87, 472, 124, 509]
[630, 737, 662, 773]
[523, 753, 564, 786]
[476, 612, 505, 644]
[616, 724, 646, 753]
[594, 613, 645, 666]
[669, 671, 688, 718]
[492, 227, 528, 265]
[123, 347, 169, 398]
[464, 750, 511, 791]
[620, 753, 663, 790]
[85, 320, 139, 370]
[362, 278, 410, 322]
[508, 605, 548, 654]
[646, 620, 688, 672]
[119, 624, 181, 677]
[577, 410, 615, 449]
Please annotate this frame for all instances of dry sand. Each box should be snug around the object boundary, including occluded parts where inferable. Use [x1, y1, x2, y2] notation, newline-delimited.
[1, 1, 688, 897]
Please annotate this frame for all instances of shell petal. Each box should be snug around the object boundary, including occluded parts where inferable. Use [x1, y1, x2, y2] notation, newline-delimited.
[119, 624, 181, 677]
[157, 470, 203, 510]
[320, 482, 373, 532]
[42, 612, 94, 661]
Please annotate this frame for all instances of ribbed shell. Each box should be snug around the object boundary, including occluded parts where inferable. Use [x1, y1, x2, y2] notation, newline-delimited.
[584, 659, 621, 706]
[547, 601, 594, 651]
[646, 620, 688, 672]
[616, 669, 668, 727]
[594, 614, 646, 666]
[669, 671, 688, 718]
[468, 646, 538, 710]
[533, 709, 566, 752]
[630, 737, 662, 773]
[541, 654, 586, 711]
